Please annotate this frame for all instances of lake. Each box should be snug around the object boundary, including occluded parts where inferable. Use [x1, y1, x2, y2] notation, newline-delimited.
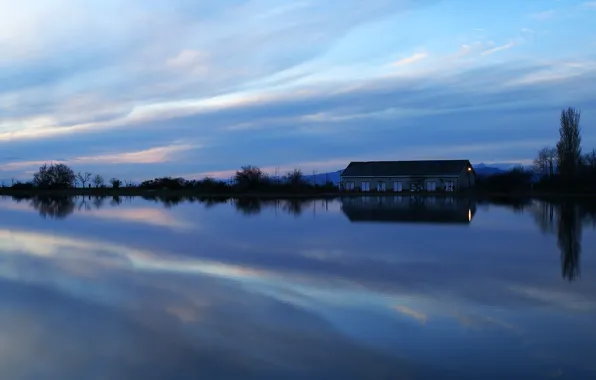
[0, 195, 595, 379]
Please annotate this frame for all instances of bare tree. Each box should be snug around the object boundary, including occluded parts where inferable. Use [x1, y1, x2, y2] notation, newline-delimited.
[76, 172, 92, 188]
[533, 147, 556, 177]
[284, 168, 304, 186]
[582, 148, 596, 170]
[93, 174, 104, 188]
[234, 165, 268, 189]
[33, 163, 76, 188]
[110, 178, 122, 188]
[556, 107, 582, 179]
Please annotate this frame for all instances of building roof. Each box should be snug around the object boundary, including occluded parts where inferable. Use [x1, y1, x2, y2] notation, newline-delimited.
[341, 160, 472, 177]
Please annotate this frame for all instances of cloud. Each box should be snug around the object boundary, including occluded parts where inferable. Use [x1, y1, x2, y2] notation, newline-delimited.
[530, 10, 555, 20]
[481, 41, 517, 56]
[393, 305, 428, 324]
[166, 50, 210, 76]
[392, 52, 428, 66]
[0, 0, 594, 180]
[71, 143, 197, 165]
[1, 56, 595, 180]
[581, 2, 596, 10]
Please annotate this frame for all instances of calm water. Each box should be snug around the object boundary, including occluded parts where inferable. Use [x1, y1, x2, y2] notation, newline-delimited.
[0, 195, 595, 379]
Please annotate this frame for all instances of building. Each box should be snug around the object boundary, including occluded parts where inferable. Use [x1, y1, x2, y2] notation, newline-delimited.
[340, 160, 476, 192]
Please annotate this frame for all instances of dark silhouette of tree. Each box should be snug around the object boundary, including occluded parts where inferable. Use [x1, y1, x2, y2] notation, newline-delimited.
[33, 163, 76, 188]
[30, 196, 76, 219]
[477, 167, 533, 193]
[110, 178, 122, 188]
[533, 147, 556, 178]
[110, 195, 122, 206]
[557, 201, 582, 281]
[234, 165, 268, 191]
[556, 107, 582, 180]
[93, 174, 105, 188]
[140, 177, 185, 189]
[77, 172, 92, 188]
[582, 148, 596, 171]
[284, 168, 305, 187]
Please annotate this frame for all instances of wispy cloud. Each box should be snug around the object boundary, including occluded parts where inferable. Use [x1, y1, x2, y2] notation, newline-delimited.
[530, 10, 555, 20]
[393, 305, 428, 324]
[71, 143, 197, 165]
[0, 0, 594, 180]
[481, 41, 518, 56]
[392, 52, 428, 66]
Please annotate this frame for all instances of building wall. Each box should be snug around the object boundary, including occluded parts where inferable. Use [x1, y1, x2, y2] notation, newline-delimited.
[341, 176, 462, 192]
[457, 165, 476, 188]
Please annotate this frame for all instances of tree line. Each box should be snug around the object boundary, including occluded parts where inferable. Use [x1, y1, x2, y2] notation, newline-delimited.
[476, 107, 595, 193]
[532, 107, 596, 191]
[5, 164, 337, 194]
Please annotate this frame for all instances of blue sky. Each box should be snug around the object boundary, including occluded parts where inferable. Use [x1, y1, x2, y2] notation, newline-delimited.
[1, 0, 595, 181]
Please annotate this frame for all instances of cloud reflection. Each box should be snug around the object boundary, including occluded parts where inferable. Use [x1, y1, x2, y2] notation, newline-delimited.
[0, 196, 596, 378]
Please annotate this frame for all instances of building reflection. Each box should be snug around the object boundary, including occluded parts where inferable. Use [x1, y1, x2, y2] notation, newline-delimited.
[340, 196, 476, 225]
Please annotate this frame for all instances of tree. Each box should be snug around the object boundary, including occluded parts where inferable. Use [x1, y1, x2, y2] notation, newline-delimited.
[93, 174, 105, 188]
[582, 149, 596, 171]
[234, 165, 268, 190]
[533, 147, 556, 177]
[76, 172, 92, 188]
[284, 168, 304, 187]
[33, 163, 76, 188]
[556, 107, 582, 179]
[110, 178, 122, 188]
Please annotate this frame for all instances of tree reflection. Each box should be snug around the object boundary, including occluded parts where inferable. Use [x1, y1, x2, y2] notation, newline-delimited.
[557, 201, 582, 281]
[231, 198, 317, 217]
[233, 198, 263, 215]
[531, 200, 584, 282]
[30, 196, 76, 220]
[12, 195, 329, 219]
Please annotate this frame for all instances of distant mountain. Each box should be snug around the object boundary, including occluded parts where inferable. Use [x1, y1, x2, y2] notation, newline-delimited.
[302, 170, 343, 186]
[473, 164, 506, 176]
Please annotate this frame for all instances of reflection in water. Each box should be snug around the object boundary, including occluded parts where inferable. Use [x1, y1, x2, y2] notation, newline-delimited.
[0, 195, 596, 378]
[340, 196, 476, 224]
[3, 195, 594, 284]
[558, 202, 581, 281]
[530, 200, 588, 282]
[30, 196, 76, 219]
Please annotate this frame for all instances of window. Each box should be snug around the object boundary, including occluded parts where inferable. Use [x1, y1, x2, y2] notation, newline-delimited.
[345, 182, 355, 191]
[361, 182, 370, 192]
[377, 182, 386, 192]
[393, 181, 402, 192]
[426, 181, 436, 191]
[445, 181, 454, 192]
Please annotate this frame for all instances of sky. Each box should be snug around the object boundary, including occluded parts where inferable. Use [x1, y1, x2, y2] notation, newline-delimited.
[1, 0, 595, 182]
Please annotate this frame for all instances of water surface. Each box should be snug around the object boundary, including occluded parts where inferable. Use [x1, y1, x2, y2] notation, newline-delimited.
[0, 195, 595, 379]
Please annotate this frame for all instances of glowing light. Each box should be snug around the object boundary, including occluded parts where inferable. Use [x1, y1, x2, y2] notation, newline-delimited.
[468, 209, 472, 222]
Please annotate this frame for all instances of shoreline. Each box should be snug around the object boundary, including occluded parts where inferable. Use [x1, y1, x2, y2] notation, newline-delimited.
[0, 188, 595, 199]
